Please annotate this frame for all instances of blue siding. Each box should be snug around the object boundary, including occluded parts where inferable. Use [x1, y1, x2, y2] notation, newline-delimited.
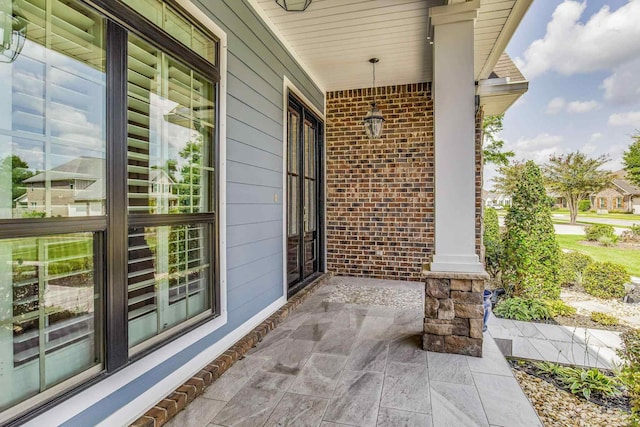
[62, 0, 323, 424]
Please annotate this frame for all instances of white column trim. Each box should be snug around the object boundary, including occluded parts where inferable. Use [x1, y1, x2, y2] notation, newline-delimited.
[430, 0, 484, 274]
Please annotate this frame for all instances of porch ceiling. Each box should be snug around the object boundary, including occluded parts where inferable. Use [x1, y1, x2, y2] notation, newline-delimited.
[249, 0, 532, 92]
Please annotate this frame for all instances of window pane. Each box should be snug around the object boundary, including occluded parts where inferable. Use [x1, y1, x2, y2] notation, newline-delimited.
[0, 0, 106, 219]
[0, 233, 101, 411]
[121, 0, 216, 64]
[127, 35, 215, 215]
[127, 224, 210, 348]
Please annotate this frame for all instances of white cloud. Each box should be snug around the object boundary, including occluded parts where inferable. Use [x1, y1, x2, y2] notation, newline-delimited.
[566, 100, 599, 113]
[590, 132, 603, 142]
[516, 1, 640, 79]
[608, 111, 640, 127]
[546, 97, 565, 114]
[602, 57, 640, 105]
[505, 133, 565, 163]
[581, 143, 597, 154]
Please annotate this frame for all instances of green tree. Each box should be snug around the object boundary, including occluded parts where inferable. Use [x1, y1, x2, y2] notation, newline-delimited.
[543, 152, 612, 224]
[492, 160, 526, 197]
[503, 161, 561, 299]
[623, 131, 640, 186]
[483, 114, 514, 166]
[0, 155, 35, 203]
[483, 207, 502, 278]
[175, 138, 203, 213]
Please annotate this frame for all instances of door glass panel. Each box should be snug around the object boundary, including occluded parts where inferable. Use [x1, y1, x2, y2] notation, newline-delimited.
[0, 232, 101, 411]
[0, 0, 106, 219]
[127, 224, 209, 348]
[126, 34, 215, 215]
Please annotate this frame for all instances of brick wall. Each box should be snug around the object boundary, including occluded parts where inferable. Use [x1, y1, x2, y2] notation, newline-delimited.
[325, 83, 434, 280]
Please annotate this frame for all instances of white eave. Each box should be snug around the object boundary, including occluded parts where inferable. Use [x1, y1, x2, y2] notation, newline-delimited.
[248, 0, 533, 95]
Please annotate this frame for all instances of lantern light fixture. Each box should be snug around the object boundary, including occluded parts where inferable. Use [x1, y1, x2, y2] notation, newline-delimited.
[363, 58, 384, 139]
[0, 1, 27, 63]
[276, 0, 312, 12]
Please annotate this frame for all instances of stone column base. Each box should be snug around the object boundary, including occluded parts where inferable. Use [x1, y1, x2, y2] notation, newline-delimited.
[422, 271, 488, 357]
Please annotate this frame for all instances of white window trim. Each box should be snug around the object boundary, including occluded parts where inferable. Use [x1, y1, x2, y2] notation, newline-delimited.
[23, 2, 229, 425]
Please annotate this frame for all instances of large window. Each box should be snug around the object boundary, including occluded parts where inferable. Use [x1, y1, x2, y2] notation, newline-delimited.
[0, 0, 219, 420]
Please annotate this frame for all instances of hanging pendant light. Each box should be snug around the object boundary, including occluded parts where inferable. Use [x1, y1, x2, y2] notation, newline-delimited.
[276, 0, 312, 12]
[363, 58, 384, 139]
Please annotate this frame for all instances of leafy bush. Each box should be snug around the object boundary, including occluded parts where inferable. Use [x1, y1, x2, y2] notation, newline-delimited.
[545, 299, 576, 317]
[597, 235, 618, 246]
[584, 224, 616, 242]
[502, 161, 561, 300]
[578, 199, 591, 212]
[483, 207, 502, 278]
[590, 311, 619, 326]
[493, 297, 551, 321]
[583, 262, 630, 299]
[558, 251, 593, 286]
[621, 224, 640, 243]
[618, 329, 640, 424]
[557, 367, 621, 400]
[535, 361, 572, 377]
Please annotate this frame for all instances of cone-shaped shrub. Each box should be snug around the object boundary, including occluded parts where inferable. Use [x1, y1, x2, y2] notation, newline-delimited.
[503, 161, 561, 299]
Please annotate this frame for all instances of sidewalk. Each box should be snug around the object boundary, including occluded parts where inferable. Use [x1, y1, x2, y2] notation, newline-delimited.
[487, 314, 623, 369]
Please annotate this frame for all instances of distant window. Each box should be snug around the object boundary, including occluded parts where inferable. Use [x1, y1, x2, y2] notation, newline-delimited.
[616, 197, 623, 208]
[598, 198, 606, 208]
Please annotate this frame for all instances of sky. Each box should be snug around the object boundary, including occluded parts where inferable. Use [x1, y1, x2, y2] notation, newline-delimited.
[485, 0, 640, 188]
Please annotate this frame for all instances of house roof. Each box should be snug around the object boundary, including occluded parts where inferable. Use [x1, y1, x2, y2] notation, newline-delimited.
[613, 178, 640, 196]
[24, 157, 105, 183]
[478, 53, 529, 115]
[248, 0, 533, 92]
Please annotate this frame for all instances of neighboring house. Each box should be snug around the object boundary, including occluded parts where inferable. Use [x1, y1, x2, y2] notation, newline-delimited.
[591, 170, 640, 214]
[0, 0, 532, 425]
[482, 190, 512, 208]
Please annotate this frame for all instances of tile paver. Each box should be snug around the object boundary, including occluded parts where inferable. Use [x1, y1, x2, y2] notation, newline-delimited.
[175, 277, 541, 427]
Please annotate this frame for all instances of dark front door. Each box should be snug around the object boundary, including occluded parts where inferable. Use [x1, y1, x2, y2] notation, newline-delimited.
[286, 94, 323, 295]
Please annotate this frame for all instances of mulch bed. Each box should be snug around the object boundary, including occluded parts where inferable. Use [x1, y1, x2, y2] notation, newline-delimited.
[508, 358, 631, 413]
[554, 314, 633, 333]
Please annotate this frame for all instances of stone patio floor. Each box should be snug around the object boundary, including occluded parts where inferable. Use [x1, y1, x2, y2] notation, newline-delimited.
[487, 314, 624, 369]
[166, 276, 542, 427]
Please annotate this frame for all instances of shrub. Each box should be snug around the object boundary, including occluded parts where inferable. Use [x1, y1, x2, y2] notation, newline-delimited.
[545, 299, 577, 317]
[557, 367, 621, 401]
[558, 251, 593, 286]
[502, 161, 561, 300]
[596, 235, 618, 246]
[618, 330, 640, 424]
[590, 311, 619, 326]
[483, 207, 502, 278]
[578, 199, 591, 212]
[493, 297, 551, 321]
[621, 224, 640, 243]
[583, 262, 629, 299]
[584, 224, 616, 241]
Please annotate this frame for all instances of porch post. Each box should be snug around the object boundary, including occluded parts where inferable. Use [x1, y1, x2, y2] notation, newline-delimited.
[430, 0, 484, 273]
[422, 1, 487, 358]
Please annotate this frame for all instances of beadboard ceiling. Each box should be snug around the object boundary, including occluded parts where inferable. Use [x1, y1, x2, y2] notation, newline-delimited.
[249, 0, 532, 92]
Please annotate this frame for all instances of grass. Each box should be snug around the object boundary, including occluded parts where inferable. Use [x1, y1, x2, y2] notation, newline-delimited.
[556, 234, 640, 276]
[552, 208, 640, 222]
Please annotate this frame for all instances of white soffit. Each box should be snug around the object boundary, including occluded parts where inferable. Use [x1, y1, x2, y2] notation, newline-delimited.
[249, 0, 532, 91]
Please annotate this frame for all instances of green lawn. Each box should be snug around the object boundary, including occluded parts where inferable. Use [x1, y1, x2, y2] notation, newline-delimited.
[552, 208, 640, 222]
[556, 234, 640, 276]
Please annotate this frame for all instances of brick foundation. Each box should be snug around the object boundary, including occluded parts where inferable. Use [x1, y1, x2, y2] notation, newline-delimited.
[422, 271, 488, 357]
[325, 83, 434, 281]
